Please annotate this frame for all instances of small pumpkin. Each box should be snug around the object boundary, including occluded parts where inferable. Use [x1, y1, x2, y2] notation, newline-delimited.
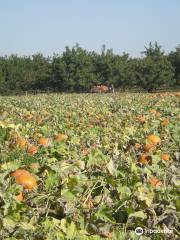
[161, 153, 170, 161]
[17, 138, 27, 149]
[144, 143, 155, 152]
[162, 118, 169, 127]
[28, 145, 38, 155]
[15, 192, 24, 201]
[134, 143, 142, 150]
[38, 137, 49, 146]
[54, 134, 68, 142]
[149, 109, 156, 114]
[24, 114, 33, 121]
[155, 111, 161, 117]
[137, 116, 146, 124]
[149, 176, 163, 187]
[139, 154, 152, 165]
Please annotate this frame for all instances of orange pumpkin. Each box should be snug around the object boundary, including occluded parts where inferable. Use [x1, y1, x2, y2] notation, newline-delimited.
[24, 114, 33, 121]
[155, 112, 161, 117]
[11, 169, 30, 178]
[15, 192, 24, 201]
[134, 143, 142, 150]
[162, 118, 169, 127]
[147, 134, 161, 145]
[137, 116, 146, 124]
[139, 154, 152, 165]
[54, 134, 67, 142]
[15, 173, 37, 190]
[149, 109, 156, 114]
[161, 153, 170, 161]
[17, 138, 27, 149]
[38, 137, 49, 146]
[144, 143, 155, 152]
[149, 176, 163, 187]
[27, 145, 38, 155]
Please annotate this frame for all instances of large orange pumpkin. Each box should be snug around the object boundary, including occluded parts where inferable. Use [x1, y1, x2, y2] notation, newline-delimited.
[15, 173, 37, 190]
[147, 134, 161, 145]
[11, 169, 30, 178]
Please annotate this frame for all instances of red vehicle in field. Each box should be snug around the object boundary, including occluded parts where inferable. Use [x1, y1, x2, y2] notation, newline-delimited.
[90, 84, 114, 93]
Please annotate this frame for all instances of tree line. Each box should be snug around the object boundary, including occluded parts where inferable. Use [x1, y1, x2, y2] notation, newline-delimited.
[0, 42, 180, 94]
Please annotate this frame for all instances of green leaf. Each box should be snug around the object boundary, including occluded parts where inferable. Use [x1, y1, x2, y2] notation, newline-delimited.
[95, 205, 115, 223]
[0, 161, 21, 171]
[19, 222, 36, 230]
[66, 222, 77, 239]
[136, 186, 154, 207]
[61, 190, 76, 201]
[3, 217, 16, 231]
[45, 171, 59, 191]
[128, 210, 147, 219]
[117, 185, 131, 199]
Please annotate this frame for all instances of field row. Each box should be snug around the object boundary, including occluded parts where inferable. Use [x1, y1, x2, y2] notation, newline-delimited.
[0, 92, 179, 239]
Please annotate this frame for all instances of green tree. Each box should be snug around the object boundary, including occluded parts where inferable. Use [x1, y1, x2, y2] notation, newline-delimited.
[0, 42, 178, 94]
[31, 53, 51, 90]
[52, 44, 95, 92]
[92, 45, 115, 85]
[168, 45, 180, 85]
[139, 42, 175, 91]
[141, 41, 164, 57]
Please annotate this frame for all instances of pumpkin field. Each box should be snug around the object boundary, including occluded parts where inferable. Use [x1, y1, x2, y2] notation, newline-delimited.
[0, 92, 180, 240]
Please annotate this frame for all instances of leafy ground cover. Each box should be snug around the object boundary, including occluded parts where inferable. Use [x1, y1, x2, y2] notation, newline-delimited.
[0, 92, 180, 240]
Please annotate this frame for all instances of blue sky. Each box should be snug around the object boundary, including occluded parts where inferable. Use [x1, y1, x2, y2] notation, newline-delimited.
[0, 0, 180, 57]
